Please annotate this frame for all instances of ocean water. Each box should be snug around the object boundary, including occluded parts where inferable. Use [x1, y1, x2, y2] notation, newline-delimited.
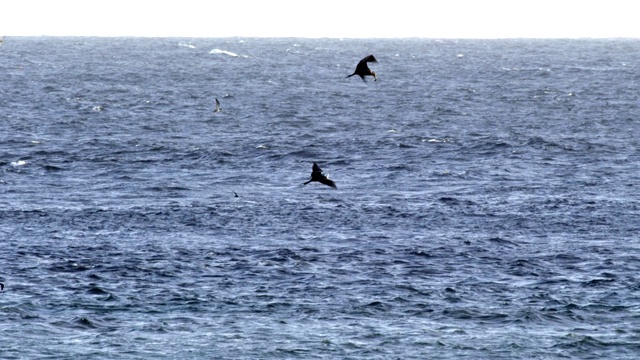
[1, 36, 639, 359]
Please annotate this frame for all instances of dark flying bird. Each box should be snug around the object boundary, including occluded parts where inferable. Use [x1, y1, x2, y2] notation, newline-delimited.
[0, 283, 4, 291]
[346, 54, 378, 81]
[303, 162, 337, 189]
[214, 98, 221, 112]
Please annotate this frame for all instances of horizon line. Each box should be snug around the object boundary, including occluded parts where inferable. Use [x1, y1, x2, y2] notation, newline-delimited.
[3, 34, 640, 40]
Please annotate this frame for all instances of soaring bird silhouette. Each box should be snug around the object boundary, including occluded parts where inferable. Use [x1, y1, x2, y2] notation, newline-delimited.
[214, 98, 222, 112]
[303, 162, 337, 189]
[346, 54, 378, 81]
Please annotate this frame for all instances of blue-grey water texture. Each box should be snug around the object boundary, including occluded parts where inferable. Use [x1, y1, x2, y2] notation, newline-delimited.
[1, 37, 640, 359]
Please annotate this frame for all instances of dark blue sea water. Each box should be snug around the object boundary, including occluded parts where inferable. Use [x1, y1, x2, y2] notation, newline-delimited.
[1, 36, 639, 359]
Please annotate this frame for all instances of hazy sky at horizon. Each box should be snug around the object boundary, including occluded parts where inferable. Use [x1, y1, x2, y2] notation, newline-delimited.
[3, 0, 639, 39]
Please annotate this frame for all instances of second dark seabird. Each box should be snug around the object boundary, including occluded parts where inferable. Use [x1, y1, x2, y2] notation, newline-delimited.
[303, 162, 337, 189]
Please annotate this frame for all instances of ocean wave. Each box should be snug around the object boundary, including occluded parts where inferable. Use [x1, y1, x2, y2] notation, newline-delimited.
[209, 49, 248, 58]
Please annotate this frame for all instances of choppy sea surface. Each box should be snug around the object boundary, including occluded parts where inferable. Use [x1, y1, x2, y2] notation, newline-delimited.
[1, 36, 639, 359]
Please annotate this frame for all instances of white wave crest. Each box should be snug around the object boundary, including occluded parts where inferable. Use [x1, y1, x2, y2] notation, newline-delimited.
[11, 160, 28, 167]
[209, 49, 248, 58]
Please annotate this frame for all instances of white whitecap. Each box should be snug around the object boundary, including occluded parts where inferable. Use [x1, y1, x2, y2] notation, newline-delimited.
[11, 160, 27, 167]
[209, 49, 248, 58]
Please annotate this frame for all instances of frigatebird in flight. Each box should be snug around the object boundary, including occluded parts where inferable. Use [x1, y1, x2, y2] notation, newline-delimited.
[346, 54, 378, 81]
[303, 162, 337, 189]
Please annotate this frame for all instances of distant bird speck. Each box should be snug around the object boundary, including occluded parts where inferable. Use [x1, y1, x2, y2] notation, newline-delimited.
[346, 54, 378, 81]
[303, 162, 337, 189]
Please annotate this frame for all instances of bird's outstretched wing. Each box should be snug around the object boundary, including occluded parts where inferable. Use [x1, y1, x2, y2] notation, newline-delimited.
[357, 55, 377, 71]
[312, 162, 323, 175]
[214, 98, 221, 112]
[319, 177, 337, 189]
[360, 54, 378, 64]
